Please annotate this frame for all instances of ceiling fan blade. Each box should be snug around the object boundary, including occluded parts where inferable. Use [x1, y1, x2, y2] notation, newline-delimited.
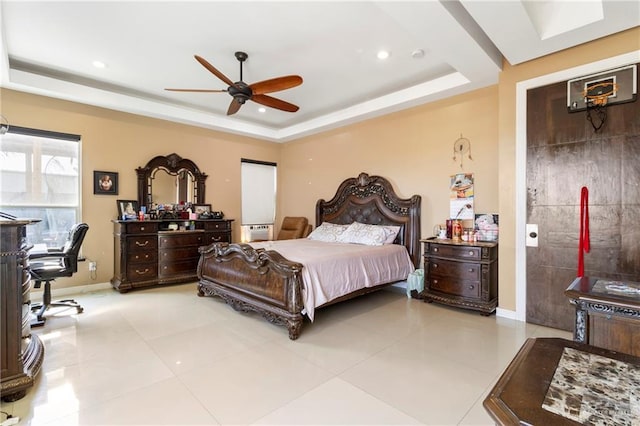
[194, 55, 235, 87]
[252, 94, 299, 112]
[250, 75, 303, 95]
[165, 88, 227, 93]
[227, 98, 242, 115]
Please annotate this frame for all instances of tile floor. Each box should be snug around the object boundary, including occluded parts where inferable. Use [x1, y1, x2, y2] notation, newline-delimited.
[1, 283, 571, 425]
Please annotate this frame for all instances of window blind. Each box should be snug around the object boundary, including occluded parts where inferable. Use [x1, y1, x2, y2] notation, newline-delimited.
[240, 159, 276, 225]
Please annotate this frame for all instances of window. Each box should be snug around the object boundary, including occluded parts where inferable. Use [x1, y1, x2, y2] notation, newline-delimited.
[0, 126, 81, 247]
[240, 159, 276, 225]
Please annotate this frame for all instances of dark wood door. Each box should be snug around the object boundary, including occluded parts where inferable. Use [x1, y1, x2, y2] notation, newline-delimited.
[525, 69, 640, 330]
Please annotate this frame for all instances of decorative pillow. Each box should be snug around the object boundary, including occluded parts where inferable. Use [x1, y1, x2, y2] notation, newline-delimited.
[381, 225, 401, 244]
[307, 222, 349, 242]
[337, 222, 399, 246]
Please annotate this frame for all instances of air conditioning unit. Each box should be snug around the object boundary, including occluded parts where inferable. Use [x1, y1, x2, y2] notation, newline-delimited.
[241, 224, 274, 242]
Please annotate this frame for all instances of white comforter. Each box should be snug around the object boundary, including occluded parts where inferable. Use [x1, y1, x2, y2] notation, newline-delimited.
[249, 239, 415, 320]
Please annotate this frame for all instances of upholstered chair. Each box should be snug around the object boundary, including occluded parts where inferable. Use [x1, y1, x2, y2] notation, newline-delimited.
[276, 217, 311, 240]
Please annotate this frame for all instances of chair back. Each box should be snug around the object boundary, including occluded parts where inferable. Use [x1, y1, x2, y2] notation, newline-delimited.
[276, 217, 309, 240]
[62, 223, 89, 272]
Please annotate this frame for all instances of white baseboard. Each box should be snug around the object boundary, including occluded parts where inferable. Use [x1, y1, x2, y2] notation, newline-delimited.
[496, 307, 518, 320]
[30, 282, 112, 302]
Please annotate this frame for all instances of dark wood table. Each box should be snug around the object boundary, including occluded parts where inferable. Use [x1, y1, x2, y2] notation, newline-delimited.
[565, 276, 640, 356]
[483, 337, 640, 425]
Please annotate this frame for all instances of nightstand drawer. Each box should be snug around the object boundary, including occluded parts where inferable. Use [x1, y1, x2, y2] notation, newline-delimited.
[429, 259, 480, 281]
[429, 244, 481, 260]
[429, 277, 481, 299]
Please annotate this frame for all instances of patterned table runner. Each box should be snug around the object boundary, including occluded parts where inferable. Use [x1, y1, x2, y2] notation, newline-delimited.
[542, 347, 640, 425]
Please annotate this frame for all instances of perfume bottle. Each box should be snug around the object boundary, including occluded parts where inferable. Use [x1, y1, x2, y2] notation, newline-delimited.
[452, 220, 463, 242]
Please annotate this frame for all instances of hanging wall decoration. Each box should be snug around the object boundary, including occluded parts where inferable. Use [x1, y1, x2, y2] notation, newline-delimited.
[453, 134, 473, 169]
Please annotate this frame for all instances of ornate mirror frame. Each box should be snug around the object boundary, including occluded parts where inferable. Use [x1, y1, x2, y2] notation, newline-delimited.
[136, 153, 207, 209]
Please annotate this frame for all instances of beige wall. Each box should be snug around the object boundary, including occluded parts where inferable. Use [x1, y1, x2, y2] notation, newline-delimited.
[279, 86, 499, 244]
[1, 89, 280, 288]
[2, 26, 638, 309]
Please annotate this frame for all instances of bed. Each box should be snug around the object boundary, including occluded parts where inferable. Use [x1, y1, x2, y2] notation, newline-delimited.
[197, 172, 421, 339]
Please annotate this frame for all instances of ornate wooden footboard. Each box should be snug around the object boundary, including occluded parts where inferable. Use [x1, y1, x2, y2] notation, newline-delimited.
[197, 172, 421, 339]
[197, 243, 305, 339]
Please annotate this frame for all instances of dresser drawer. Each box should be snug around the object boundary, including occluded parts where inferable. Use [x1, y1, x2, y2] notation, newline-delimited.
[429, 259, 480, 281]
[128, 250, 158, 264]
[159, 259, 199, 277]
[202, 221, 231, 231]
[159, 232, 204, 248]
[429, 277, 481, 299]
[126, 263, 158, 281]
[429, 244, 481, 261]
[126, 222, 158, 234]
[160, 246, 199, 262]
[204, 232, 231, 244]
[127, 236, 158, 251]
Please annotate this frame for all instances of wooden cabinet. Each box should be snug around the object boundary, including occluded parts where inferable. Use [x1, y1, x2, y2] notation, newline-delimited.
[421, 238, 498, 315]
[111, 219, 233, 292]
[565, 276, 640, 357]
[1, 220, 45, 401]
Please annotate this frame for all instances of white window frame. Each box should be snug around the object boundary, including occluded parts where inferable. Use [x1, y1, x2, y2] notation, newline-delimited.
[0, 126, 82, 247]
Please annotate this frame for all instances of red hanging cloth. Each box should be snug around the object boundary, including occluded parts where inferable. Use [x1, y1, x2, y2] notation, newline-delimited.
[577, 186, 590, 277]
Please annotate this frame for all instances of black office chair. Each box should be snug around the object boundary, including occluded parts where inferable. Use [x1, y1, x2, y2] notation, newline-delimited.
[29, 223, 89, 325]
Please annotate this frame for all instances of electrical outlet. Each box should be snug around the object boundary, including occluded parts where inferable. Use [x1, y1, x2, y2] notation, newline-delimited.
[89, 261, 97, 271]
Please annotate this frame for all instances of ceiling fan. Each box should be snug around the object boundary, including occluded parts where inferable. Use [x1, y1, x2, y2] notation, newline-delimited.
[166, 52, 303, 116]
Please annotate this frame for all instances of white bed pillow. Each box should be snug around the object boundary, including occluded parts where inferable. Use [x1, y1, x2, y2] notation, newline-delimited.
[307, 222, 349, 242]
[381, 225, 401, 244]
[337, 222, 400, 246]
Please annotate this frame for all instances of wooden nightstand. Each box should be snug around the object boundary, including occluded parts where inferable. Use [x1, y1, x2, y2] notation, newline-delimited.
[421, 237, 498, 315]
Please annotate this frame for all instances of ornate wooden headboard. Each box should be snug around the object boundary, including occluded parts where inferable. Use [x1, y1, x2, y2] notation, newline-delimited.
[315, 172, 422, 268]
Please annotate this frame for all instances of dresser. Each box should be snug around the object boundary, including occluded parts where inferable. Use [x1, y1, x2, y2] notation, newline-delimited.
[421, 238, 498, 315]
[1, 220, 45, 401]
[111, 219, 233, 292]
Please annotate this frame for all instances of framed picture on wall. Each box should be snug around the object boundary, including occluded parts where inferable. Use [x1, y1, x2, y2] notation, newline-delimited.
[94, 171, 118, 195]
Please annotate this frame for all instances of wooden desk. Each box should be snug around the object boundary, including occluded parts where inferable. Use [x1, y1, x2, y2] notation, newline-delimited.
[565, 276, 640, 356]
[1, 219, 45, 401]
[483, 338, 640, 425]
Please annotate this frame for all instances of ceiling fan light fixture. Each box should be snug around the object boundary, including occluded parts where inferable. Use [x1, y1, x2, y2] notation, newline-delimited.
[167, 52, 302, 116]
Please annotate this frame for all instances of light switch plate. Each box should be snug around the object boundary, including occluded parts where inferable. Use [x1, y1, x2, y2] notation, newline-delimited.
[526, 224, 538, 247]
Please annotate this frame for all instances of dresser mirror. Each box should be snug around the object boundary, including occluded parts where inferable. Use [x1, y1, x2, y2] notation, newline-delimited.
[136, 153, 207, 210]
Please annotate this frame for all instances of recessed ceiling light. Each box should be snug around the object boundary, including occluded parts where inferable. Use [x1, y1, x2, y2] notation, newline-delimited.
[258, 107, 266, 113]
[92, 60, 106, 69]
[377, 50, 390, 60]
[411, 49, 425, 59]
